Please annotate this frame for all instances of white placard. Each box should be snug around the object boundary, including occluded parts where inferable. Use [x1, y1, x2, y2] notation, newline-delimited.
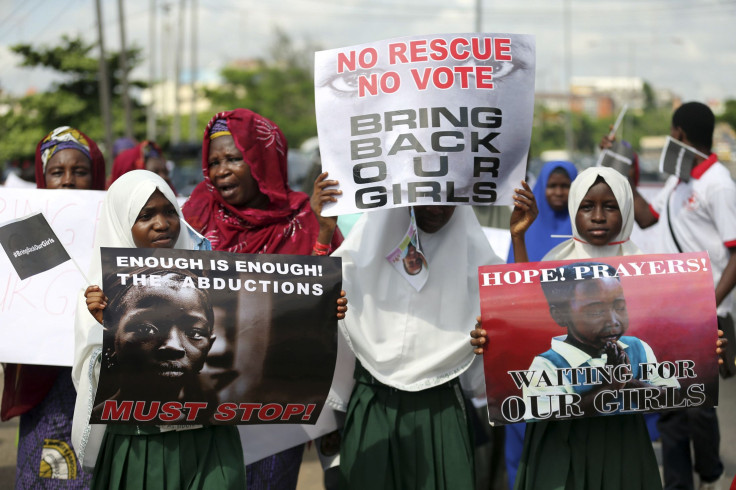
[315, 33, 536, 216]
[0, 188, 106, 365]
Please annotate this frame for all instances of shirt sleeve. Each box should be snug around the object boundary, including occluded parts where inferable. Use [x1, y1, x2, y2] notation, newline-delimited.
[639, 340, 681, 389]
[706, 182, 736, 247]
[650, 176, 679, 218]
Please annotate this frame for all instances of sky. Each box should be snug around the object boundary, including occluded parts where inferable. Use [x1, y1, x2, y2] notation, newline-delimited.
[0, 0, 735, 103]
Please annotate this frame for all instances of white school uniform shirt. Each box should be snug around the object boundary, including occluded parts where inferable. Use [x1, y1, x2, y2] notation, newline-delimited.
[649, 155, 736, 316]
[522, 336, 681, 419]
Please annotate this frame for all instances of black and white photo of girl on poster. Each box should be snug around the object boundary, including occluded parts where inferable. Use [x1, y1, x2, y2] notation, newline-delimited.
[91, 247, 342, 426]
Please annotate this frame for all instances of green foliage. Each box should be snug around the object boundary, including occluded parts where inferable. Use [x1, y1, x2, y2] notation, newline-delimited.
[203, 30, 320, 147]
[718, 99, 736, 130]
[0, 35, 146, 163]
[642, 82, 656, 111]
[530, 100, 672, 161]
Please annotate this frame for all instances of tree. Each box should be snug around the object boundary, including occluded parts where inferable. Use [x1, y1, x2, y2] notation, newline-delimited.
[0, 35, 146, 163]
[642, 81, 657, 111]
[718, 99, 736, 131]
[204, 30, 321, 147]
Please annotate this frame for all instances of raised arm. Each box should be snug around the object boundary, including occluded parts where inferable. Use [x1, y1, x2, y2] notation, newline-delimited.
[509, 180, 538, 263]
[311, 172, 342, 255]
[632, 186, 659, 229]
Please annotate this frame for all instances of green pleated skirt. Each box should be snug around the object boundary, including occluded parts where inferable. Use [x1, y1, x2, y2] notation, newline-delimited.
[91, 425, 246, 490]
[339, 362, 474, 490]
[514, 414, 661, 490]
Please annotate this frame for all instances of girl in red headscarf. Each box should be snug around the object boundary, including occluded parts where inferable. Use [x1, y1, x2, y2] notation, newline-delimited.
[107, 140, 177, 194]
[2, 126, 106, 488]
[183, 108, 343, 489]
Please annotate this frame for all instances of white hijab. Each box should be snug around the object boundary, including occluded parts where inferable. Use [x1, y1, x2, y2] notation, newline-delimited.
[543, 166, 641, 260]
[71, 170, 200, 467]
[331, 206, 502, 392]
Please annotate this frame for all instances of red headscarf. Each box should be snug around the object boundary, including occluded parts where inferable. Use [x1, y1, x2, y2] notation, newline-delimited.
[183, 109, 342, 255]
[108, 141, 156, 184]
[106, 140, 177, 193]
[34, 126, 106, 190]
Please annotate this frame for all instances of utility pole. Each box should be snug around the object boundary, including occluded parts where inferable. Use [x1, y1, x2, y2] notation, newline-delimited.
[117, 0, 134, 139]
[475, 0, 482, 32]
[147, 0, 157, 141]
[171, 0, 185, 145]
[94, 0, 114, 168]
[188, 0, 198, 142]
[161, 3, 171, 142]
[563, 0, 575, 156]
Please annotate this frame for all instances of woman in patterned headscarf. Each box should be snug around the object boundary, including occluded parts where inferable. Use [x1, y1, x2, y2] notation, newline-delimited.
[1, 126, 105, 488]
[35, 125, 106, 190]
[183, 108, 343, 489]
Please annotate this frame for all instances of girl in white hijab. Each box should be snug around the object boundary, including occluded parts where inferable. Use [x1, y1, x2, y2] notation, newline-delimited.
[70, 170, 246, 489]
[473, 167, 659, 490]
[543, 166, 641, 261]
[513, 167, 662, 490]
[327, 205, 502, 489]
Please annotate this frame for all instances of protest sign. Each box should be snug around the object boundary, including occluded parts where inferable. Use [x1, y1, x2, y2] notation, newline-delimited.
[0, 188, 106, 365]
[315, 33, 536, 216]
[91, 247, 342, 426]
[0, 188, 191, 366]
[478, 252, 718, 425]
[0, 212, 71, 280]
[596, 141, 634, 177]
[659, 136, 707, 182]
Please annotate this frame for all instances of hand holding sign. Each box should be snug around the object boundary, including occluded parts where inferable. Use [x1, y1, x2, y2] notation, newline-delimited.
[310, 172, 341, 248]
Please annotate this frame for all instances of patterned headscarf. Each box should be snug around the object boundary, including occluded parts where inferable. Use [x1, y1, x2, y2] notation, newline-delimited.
[182, 108, 342, 255]
[209, 119, 231, 140]
[38, 127, 91, 172]
[34, 126, 106, 190]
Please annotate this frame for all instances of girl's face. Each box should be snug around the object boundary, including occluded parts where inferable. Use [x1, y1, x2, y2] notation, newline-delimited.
[114, 282, 214, 380]
[575, 181, 622, 246]
[145, 157, 169, 181]
[207, 135, 268, 209]
[44, 149, 93, 189]
[545, 170, 571, 212]
[414, 205, 455, 233]
[131, 190, 181, 248]
[564, 277, 629, 355]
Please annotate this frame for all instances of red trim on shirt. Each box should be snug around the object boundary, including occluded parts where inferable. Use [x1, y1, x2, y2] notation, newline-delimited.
[649, 204, 660, 220]
[690, 153, 718, 179]
[724, 239, 736, 249]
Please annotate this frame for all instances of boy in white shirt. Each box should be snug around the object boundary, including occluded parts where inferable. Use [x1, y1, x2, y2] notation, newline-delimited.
[630, 101, 732, 490]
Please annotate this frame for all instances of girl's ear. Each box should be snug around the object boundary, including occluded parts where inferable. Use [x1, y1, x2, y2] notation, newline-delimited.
[548, 305, 569, 328]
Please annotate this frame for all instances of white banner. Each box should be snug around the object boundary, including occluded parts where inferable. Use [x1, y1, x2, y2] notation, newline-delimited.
[0, 188, 107, 366]
[315, 33, 536, 216]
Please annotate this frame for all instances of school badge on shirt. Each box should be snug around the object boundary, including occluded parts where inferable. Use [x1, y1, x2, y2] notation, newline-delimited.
[386, 207, 429, 291]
